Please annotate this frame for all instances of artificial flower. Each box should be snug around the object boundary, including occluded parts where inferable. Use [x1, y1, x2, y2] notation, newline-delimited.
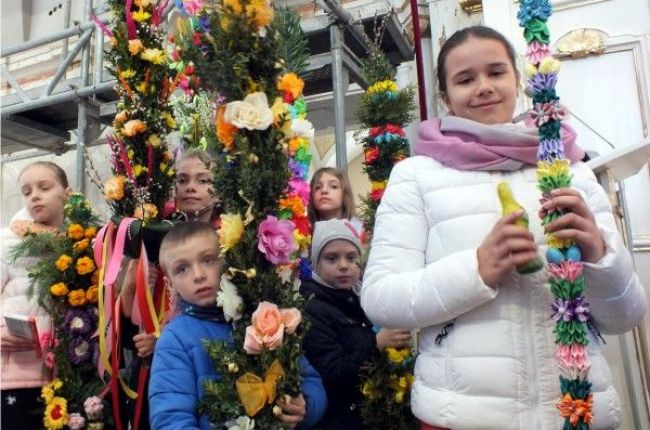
[228, 362, 240, 373]
[76, 256, 95, 275]
[539, 56, 561, 74]
[244, 301, 285, 354]
[39, 332, 53, 350]
[290, 118, 315, 141]
[141, 48, 167, 65]
[216, 105, 238, 150]
[64, 309, 92, 336]
[133, 203, 159, 221]
[68, 337, 92, 365]
[547, 233, 573, 250]
[68, 289, 88, 307]
[556, 343, 588, 370]
[364, 146, 380, 164]
[224, 92, 273, 131]
[293, 230, 311, 252]
[288, 178, 310, 203]
[121, 119, 147, 137]
[386, 347, 411, 364]
[67, 223, 84, 240]
[161, 112, 177, 129]
[44, 351, 56, 368]
[245, 0, 274, 28]
[537, 159, 570, 180]
[557, 393, 593, 426]
[523, 18, 550, 45]
[133, 164, 146, 177]
[548, 260, 584, 282]
[84, 396, 104, 420]
[147, 134, 161, 147]
[132, 8, 151, 22]
[128, 39, 144, 55]
[50, 282, 69, 296]
[135, 81, 148, 93]
[217, 276, 244, 322]
[225, 416, 256, 430]
[119, 69, 136, 79]
[73, 238, 90, 253]
[104, 175, 126, 201]
[218, 213, 245, 255]
[114, 110, 129, 127]
[526, 40, 551, 65]
[44, 397, 68, 429]
[182, 0, 204, 15]
[257, 215, 298, 265]
[55, 255, 73, 271]
[67, 413, 86, 430]
[270, 97, 290, 124]
[292, 216, 311, 236]
[277, 73, 304, 100]
[223, 0, 243, 13]
[278, 196, 305, 218]
[517, 0, 552, 27]
[41, 380, 58, 403]
[280, 308, 301, 335]
[86, 285, 99, 303]
[84, 227, 97, 239]
[367, 80, 398, 94]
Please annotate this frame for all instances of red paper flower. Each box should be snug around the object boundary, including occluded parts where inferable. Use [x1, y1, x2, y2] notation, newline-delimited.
[364, 146, 380, 164]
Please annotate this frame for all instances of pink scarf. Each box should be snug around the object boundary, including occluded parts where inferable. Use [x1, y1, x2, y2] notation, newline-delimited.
[414, 116, 585, 171]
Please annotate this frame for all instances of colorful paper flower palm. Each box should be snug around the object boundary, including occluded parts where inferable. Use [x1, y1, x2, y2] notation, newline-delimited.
[519, 1, 594, 428]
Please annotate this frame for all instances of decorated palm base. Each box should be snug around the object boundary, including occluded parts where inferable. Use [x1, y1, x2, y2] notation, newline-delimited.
[110, 216, 174, 262]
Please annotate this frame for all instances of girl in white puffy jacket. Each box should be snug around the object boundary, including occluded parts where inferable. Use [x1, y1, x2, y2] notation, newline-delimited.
[361, 26, 647, 430]
[1, 161, 70, 429]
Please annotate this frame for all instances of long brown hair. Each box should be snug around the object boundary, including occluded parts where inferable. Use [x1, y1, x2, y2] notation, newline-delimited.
[19, 161, 69, 188]
[308, 167, 356, 225]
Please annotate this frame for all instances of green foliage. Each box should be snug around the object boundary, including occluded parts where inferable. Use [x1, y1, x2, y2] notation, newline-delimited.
[362, 52, 396, 84]
[357, 86, 417, 128]
[272, 6, 311, 78]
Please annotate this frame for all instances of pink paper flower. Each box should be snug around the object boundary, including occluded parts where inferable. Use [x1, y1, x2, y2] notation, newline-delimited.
[44, 351, 55, 369]
[244, 302, 285, 354]
[84, 396, 104, 420]
[183, 0, 204, 15]
[39, 332, 53, 350]
[280, 308, 302, 335]
[548, 260, 584, 282]
[257, 215, 298, 265]
[526, 40, 551, 64]
[557, 344, 588, 369]
[288, 178, 310, 203]
[68, 413, 86, 430]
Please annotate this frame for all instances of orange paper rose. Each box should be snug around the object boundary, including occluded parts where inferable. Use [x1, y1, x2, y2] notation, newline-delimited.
[50, 282, 69, 297]
[76, 256, 95, 275]
[67, 224, 84, 240]
[55, 255, 73, 271]
[86, 286, 99, 304]
[73, 238, 90, 253]
[121, 119, 147, 137]
[68, 289, 88, 307]
[244, 301, 285, 354]
[104, 176, 126, 201]
[84, 226, 97, 239]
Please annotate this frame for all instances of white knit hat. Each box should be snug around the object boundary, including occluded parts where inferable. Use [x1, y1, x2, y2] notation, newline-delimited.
[311, 218, 362, 265]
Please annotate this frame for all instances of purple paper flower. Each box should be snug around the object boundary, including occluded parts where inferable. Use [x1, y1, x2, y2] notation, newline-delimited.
[551, 297, 590, 322]
[257, 215, 298, 265]
[69, 337, 92, 365]
[525, 73, 557, 97]
[537, 138, 565, 162]
[288, 158, 307, 178]
[64, 309, 92, 336]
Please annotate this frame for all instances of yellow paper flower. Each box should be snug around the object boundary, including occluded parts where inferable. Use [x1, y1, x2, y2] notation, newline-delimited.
[371, 180, 388, 192]
[161, 112, 177, 129]
[41, 385, 55, 404]
[68, 289, 88, 307]
[147, 134, 161, 147]
[293, 230, 311, 251]
[50, 282, 68, 296]
[270, 97, 289, 125]
[246, 0, 274, 28]
[218, 213, 245, 255]
[67, 224, 84, 240]
[132, 8, 151, 23]
[277, 73, 304, 99]
[114, 110, 129, 127]
[539, 57, 561, 74]
[367, 80, 398, 94]
[135, 81, 147, 93]
[76, 256, 95, 275]
[223, 0, 243, 13]
[86, 285, 99, 304]
[362, 381, 377, 399]
[141, 48, 166, 65]
[121, 119, 147, 137]
[73, 239, 90, 253]
[547, 234, 573, 250]
[119, 69, 136, 79]
[386, 347, 411, 364]
[44, 396, 68, 429]
[537, 159, 570, 180]
[104, 175, 126, 201]
[394, 390, 405, 403]
[133, 203, 159, 221]
[84, 226, 97, 239]
[133, 164, 146, 177]
[128, 39, 144, 55]
[55, 255, 73, 271]
[524, 63, 538, 78]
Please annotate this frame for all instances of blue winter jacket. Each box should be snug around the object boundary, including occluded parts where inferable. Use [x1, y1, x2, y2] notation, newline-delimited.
[149, 314, 327, 430]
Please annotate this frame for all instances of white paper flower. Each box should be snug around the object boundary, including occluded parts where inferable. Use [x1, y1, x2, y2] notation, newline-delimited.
[290, 118, 315, 141]
[217, 276, 244, 322]
[224, 92, 273, 130]
[225, 416, 255, 430]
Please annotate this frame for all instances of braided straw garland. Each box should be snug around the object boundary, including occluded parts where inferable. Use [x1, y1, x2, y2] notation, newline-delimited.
[518, 1, 594, 428]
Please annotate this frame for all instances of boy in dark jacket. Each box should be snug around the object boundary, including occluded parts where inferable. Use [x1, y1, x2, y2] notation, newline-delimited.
[149, 221, 327, 429]
[301, 219, 411, 429]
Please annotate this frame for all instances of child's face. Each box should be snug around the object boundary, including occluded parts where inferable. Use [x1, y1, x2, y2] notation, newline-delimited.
[312, 172, 344, 220]
[20, 165, 69, 227]
[316, 239, 361, 290]
[175, 158, 215, 216]
[162, 235, 221, 307]
[442, 36, 518, 125]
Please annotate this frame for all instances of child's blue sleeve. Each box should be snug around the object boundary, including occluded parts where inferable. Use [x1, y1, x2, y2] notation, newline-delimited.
[149, 327, 203, 430]
[297, 355, 327, 429]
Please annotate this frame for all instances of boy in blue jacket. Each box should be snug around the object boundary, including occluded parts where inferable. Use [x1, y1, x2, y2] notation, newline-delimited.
[149, 221, 326, 429]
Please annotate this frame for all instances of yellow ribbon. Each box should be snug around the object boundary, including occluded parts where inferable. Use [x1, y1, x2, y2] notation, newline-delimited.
[97, 229, 112, 375]
[235, 359, 285, 416]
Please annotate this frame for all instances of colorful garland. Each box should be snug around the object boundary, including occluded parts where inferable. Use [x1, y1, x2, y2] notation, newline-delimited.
[356, 51, 417, 428]
[518, 1, 593, 428]
[168, 1, 314, 427]
[11, 194, 108, 429]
